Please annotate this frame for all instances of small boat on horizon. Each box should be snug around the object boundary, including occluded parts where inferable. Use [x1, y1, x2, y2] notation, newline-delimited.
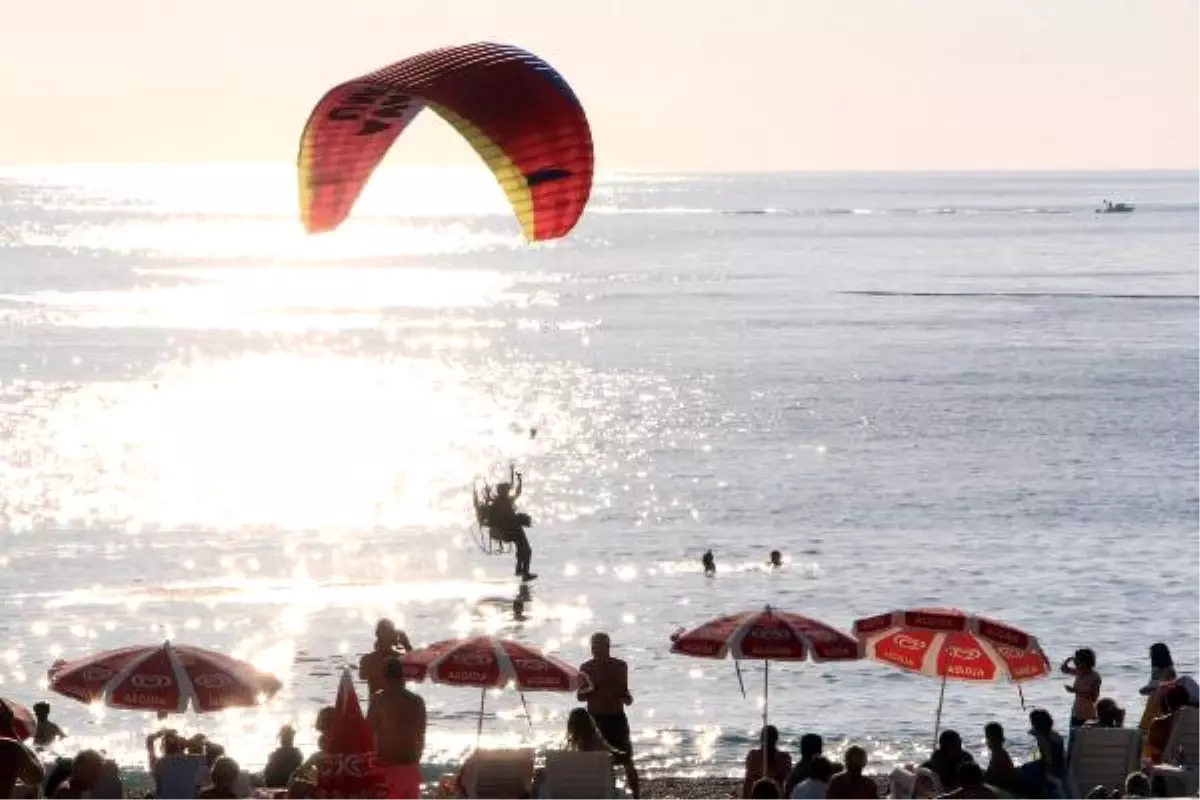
[1096, 199, 1135, 214]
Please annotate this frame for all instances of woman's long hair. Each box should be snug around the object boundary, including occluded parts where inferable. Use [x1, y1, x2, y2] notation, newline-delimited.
[1150, 642, 1174, 671]
[566, 708, 618, 754]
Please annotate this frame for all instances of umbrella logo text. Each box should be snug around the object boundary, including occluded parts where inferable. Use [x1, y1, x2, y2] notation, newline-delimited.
[82, 667, 114, 682]
[892, 634, 927, 651]
[194, 673, 234, 689]
[449, 653, 494, 667]
[945, 664, 988, 679]
[747, 627, 796, 641]
[944, 646, 983, 661]
[129, 674, 173, 690]
[994, 645, 1028, 660]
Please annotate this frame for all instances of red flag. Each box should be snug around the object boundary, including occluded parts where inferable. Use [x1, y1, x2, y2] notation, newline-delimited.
[314, 669, 389, 799]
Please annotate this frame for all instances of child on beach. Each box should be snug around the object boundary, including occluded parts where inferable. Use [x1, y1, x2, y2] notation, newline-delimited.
[1060, 648, 1101, 729]
[742, 725, 792, 798]
[826, 746, 877, 799]
[789, 756, 835, 799]
[32, 703, 65, 749]
[982, 722, 1018, 795]
[1019, 709, 1066, 798]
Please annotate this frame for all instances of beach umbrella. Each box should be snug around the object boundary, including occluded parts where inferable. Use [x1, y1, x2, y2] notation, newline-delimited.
[47, 641, 282, 713]
[402, 636, 590, 741]
[0, 697, 35, 740]
[669, 606, 861, 729]
[852, 607, 1051, 745]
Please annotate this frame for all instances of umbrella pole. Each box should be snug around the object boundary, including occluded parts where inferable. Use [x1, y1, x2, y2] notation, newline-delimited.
[1017, 683, 1027, 710]
[763, 660, 770, 729]
[477, 687, 486, 745]
[520, 691, 533, 733]
[933, 673, 947, 748]
[762, 660, 770, 779]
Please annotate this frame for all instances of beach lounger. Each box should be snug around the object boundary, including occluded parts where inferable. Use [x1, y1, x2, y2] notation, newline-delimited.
[1066, 726, 1141, 798]
[461, 748, 536, 799]
[540, 751, 617, 798]
[1150, 706, 1199, 797]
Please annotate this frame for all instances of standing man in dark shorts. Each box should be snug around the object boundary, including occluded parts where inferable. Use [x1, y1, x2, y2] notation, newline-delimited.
[579, 632, 640, 799]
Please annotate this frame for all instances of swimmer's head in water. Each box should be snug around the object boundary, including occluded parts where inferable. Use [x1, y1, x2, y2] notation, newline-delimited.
[384, 657, 406, 684]
[769, 550, 782, 566]
[590, 632, 611, 658]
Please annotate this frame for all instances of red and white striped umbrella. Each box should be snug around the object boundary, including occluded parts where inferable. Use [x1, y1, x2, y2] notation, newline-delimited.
[402, 636, 589, 740]
[48, 641, 283, 713]
[403, 636, 590, 692]
[670, 607, 860, 662]
[670, 607, 860, 729]
[852, 608, 1051, 683]
[0, 696, 35, 740]
[852, 608, 1051, 743]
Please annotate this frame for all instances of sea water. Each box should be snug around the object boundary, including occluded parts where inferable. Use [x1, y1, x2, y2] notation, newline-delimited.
[0, 167, 1196, 777]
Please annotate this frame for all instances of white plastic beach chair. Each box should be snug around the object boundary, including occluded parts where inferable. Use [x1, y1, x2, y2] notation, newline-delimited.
[540, 751, 616, 799]
[462, 748, 536, 799]
[1066, 726, 1142, 798]
[1150, 706, 1199, 797]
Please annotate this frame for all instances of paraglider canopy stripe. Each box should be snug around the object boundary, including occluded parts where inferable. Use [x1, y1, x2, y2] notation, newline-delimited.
[297, 42, 593, 242]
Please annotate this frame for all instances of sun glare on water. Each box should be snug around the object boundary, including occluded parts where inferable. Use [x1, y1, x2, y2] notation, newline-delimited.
[0, 165, 697, 774]
[1, 164, 530, 260]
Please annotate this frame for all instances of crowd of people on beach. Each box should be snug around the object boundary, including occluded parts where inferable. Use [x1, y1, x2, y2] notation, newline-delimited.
[734, 643, 1198, 800]
[1, 625, 1196, 800]
[0, 622, 645, 800]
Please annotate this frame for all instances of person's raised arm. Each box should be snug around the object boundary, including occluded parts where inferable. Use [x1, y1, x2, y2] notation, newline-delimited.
[512, 471, 523, 500]
[577, 663, 593, 702]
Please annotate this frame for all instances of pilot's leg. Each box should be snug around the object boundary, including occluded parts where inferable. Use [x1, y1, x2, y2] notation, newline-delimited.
[514, 532, 532, 577]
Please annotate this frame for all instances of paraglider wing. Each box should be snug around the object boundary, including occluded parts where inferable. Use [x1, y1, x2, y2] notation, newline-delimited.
[298, 42, 593, 242]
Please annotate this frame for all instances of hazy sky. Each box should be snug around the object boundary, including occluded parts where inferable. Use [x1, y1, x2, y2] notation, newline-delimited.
[2, 0, 1196, 170]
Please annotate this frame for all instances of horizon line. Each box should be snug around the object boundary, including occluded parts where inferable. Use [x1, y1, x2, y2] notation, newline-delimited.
[1, 162, 1197, 176]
